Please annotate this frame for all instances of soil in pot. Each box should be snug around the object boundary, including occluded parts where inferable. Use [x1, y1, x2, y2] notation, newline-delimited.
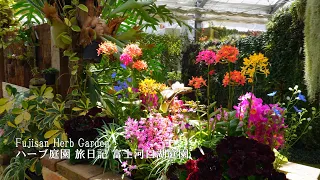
[44, 73, 56, 85]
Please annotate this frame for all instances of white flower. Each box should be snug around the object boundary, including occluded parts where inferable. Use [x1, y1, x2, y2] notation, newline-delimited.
[171, 82, 184, 91]
[307, 118, 311, 121]
[297, 90, 301, 93]
[286, 96, 291, 100]
[308, 126, 312, 130]
[294, 85, 298, 90]
[289, 87, 293, 91]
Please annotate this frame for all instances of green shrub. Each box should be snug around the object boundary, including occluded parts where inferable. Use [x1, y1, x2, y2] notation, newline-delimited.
[265, 4, 305, 101]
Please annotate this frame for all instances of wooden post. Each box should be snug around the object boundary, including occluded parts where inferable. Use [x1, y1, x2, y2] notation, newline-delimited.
[0, 48, 4, 97]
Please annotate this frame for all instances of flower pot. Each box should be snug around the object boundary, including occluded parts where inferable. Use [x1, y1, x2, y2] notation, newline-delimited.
[29, 77, 46, 86]
[83, 40, 102, 63]
[25, 169, 43, 180]
[44, 73, 56, 85]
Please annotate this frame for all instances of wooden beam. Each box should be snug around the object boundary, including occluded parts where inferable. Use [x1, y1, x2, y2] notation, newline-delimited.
[166, 6, 271, 19]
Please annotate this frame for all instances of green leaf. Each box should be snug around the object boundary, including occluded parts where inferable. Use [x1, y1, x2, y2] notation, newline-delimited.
[72, 107, 83, 111]
[24, 111, 31, 121]
[7, 121, 16, 128]
[0, 98, 8, 106]
[69, 56, 80, 61]
[43, 87, 54, 99]
[15, 114, 24, 125]
[40, 84, 46, 95]
[71, 69, 77, 75]
[63, 50, 73, 57]
[5, 85, 17, 96]
[229, 119, 239, 128]
[78, 4, 88, 12]
[209, 109, 220, 118]
[22, 101, 28, 109]
[110, 0, 144, 16]
[54, 120, 61, 129]
[44, 130, 60, 139]
[12, 108, 23, 114]
[61, 34, 72, 45]
[0, 106, 5, 114]
[64, 18, 72, 27]
[71, 25, 81, 32]
[63, 5, 73, 11]
[52, 102, 59, 110]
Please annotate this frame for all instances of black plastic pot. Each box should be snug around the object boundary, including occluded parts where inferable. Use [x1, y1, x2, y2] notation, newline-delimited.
[44, 73, 56, 85]
[25, 169, 43, 180]
[83, 40, 102, 63]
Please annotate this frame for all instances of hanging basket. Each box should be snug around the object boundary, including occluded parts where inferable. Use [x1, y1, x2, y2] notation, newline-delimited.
[83, 40, 102, 63]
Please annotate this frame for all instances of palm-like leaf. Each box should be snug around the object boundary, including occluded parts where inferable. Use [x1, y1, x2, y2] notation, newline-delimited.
[13, 0, 45, 25]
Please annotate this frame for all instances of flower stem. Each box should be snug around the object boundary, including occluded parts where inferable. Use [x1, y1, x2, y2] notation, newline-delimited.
[207, 65, 210, 131]
[228, 62, 232, 109]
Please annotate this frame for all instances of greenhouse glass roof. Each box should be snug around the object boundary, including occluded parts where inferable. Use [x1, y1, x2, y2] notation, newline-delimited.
[155, 0, 293, 31]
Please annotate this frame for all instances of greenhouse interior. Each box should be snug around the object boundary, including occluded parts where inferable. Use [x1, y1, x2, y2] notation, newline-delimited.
[1, 0, 320, 179]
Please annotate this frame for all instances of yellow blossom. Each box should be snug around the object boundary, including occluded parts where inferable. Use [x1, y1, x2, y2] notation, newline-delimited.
[138, 79, 166, 95]
[241, 53, 269, 84]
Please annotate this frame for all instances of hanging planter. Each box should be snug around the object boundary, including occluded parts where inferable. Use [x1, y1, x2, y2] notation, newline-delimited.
[83, 40, 102, 63]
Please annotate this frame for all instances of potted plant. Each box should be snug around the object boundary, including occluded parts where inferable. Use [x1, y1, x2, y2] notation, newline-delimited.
[42, 67, 59, 85]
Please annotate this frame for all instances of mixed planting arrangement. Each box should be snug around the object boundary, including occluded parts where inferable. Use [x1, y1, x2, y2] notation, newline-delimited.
[1, 41, 317, 179]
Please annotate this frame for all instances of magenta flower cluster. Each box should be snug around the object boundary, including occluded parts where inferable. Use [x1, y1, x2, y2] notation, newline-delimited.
[234, 92, 286, 149]
[140, 94, 159, 110]
[124, 114, 174, 152]
[121, 161, 137, 176]
[196, 50, 217, 65]
[120, 53, 133, 66]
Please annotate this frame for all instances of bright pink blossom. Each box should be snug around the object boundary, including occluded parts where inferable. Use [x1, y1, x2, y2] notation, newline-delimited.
[120, 53, 133, 66]
[196, 50, 217, 65]
[234, 92, 286, 149]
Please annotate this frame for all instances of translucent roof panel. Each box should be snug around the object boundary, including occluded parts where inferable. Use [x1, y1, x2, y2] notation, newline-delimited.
[155, 0, 290, 31]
